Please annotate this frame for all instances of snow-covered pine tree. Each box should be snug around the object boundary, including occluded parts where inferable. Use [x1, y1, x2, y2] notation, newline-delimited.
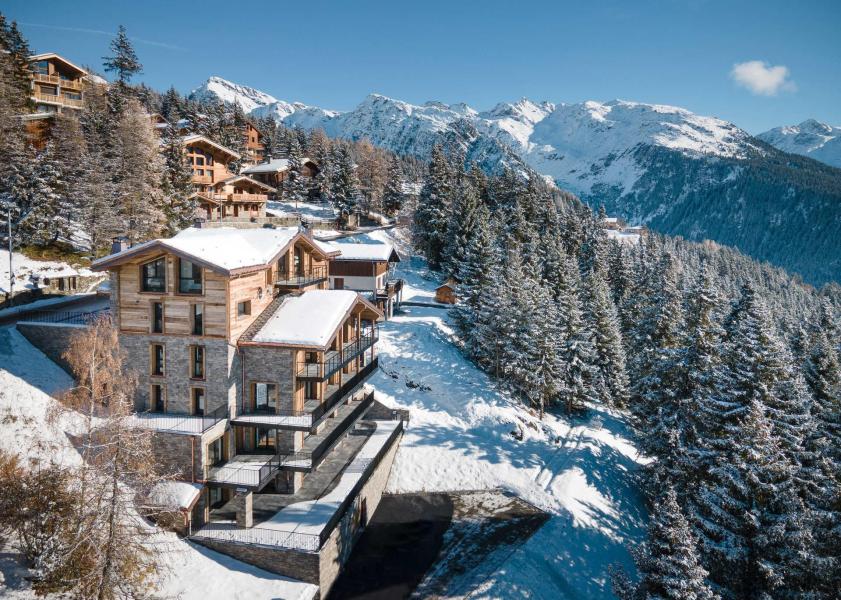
[382, 154, 404, 216]
[413, 145, 453, 269]
[443, 178, 481, 278]
[557, 257, 598, 414]
[584, 268, 630, 407]
[612, 487, 718, 600]
[691, 401, 811, 599]
[331, 144, 360, 228]
[102, 25, 142, 113]
[0, 14, 34, 109]
[160, 120, 195, 235]
[160, 86, 183, 122]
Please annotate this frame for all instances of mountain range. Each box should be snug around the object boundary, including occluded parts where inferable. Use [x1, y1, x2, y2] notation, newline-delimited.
[757, 119, 841, 168]
[190, 77, 841, 286]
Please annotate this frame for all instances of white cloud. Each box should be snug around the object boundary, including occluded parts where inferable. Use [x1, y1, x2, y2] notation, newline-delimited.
[730, 60, 796, 96]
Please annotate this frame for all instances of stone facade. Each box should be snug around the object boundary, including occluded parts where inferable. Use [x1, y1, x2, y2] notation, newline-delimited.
[120, 333, 239, 414]
[16, 322, 83, 374]
[238, 345, 295, 414]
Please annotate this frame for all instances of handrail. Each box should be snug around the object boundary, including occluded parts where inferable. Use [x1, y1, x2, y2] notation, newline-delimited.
[275, 264, 328, 287]
[296, 333, 377, 380]
[132, 403, 227, 435]
[193, 522, 320, 552]
[207, 454, 280, 488]
[310, 358, 378, 423]
[17, 308, 109, 326]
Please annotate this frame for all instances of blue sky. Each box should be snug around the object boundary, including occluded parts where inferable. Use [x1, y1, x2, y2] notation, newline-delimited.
[5, 0, 840, 133]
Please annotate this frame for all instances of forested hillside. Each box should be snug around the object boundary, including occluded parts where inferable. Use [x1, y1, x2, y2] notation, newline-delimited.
[412, 143, 841, 599]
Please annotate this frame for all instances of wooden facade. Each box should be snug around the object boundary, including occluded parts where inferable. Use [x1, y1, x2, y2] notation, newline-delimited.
[27, 53, 88, 114]
[244, 122, 265, 164]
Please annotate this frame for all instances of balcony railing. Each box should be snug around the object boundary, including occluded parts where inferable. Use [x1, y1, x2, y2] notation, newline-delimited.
[296, 332, 377, 380]
[17, 308, 109, 326]
[31, 73, 85, 90]
[209, 193, 268, 203]
[233, 357, 379, 431]
[206, 454, 281, 488]
[192, 175, 213, 185]
[130, 403, 228, 435]
[192, 522, 320, 552]
[32, 91, 83, 108]
[275, 264, 328, 288]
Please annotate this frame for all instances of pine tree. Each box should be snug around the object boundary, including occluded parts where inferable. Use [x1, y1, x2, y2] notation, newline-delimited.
[382, 155, 404, 216]
[0, 14, 34, 109]
[282, 136, 308, 206]
[102, 25, 142, 86]
[692, 402, 811, 599]
[444, 178, 481, 278]
[413, 145, 453, 269]
[331, 145, 360, 228]
[613, 488, 718, 600]
[160, 120, 195, 234]
[557, 258, 598, 414]
[584, 268, 630, 407]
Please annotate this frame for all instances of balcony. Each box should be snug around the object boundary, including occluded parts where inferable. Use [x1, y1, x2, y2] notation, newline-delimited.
[209, 193, 268, 203]
[231, 357, 379, 431]
[128, 404, 227, 435]
[206, 454, 281, 489]
[192, 175, 213, 185]
[275, 264, 328, 289]
[31, 73, 85, 90]
[32, 91, 84, 109]
[296, 332, 377, 381]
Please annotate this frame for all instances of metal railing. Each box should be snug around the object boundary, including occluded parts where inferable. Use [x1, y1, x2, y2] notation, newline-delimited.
[206, 454, 280, 488]
[17, 308, 109, 326]
[275, 264, 328, 287]
[132, 403, 227, 434]
[193, 522, 320, 552]
[310, 358, 378, 423]
[296, 333, 377, 380]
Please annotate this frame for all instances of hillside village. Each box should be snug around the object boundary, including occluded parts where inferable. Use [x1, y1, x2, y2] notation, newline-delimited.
[1, 14, 841, 600]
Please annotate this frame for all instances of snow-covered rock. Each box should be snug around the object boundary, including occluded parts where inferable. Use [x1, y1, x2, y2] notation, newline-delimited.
[758, 118, 841, 168]
[189, 76, 279, 113]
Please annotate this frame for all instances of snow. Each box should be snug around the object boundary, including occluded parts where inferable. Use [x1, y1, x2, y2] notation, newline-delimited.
[0, 292, 100, 320]
[148, 481, 203, 511]
[331, 241, 397, 262]
[757, 118, 841, 168]
[357, 229, 648, 598]
[0, 326, 318, 600]
[266, 200, 337, 222]
[251, 290, 360, 347]
[94, 227, 302, 273]
[605, 229, 642, 245]
[241, 158, 292, 174]
[189, 76, 279, 114]
[1, 249, 94, 294]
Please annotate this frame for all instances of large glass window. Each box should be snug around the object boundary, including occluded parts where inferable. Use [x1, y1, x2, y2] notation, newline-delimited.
[151, 384, 165, 412]
[208, 437, 224, 466]
[254, 383, 277, 412]
[34, 60, 49, 75]
[141, 258, 166, 292]
[255, 428, 275, 452]
[191, 304, 204, 335]
[178, 259, 203, 294]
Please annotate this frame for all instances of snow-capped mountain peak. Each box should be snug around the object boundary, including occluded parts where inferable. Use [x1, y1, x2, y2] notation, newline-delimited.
[189, 76, 278, 113]
[758, 119, 841, 167]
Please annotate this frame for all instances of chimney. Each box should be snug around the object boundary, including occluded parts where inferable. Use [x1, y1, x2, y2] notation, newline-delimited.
[110, 236, 129, 255]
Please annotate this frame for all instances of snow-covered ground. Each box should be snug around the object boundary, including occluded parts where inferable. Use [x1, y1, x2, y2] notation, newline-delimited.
[1, 249, 95, 295]
[266, 200, 336, 222]
[365, 230, 648, 598]
[0, 326, 317, 600]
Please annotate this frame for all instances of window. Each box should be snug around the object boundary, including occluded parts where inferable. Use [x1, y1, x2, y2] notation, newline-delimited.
[33, 60, 49, 75]
[190, 345, 205, 379]
[334, 277, 344, 290]
[195, 157, 205, 166]
[63, 91, 81, 100]
[192, 387, 206, 415]
[151, 384, 165, 412]
[141, 258, 166, 292]
[209, 486, 224, 508]
[255, 427, 275, 452]
[237, 300, 251, 317]
[178, 259, 202, 294]
[304, 380, 318, 400]
[208, 437, 224, 466]
[191, 303, 204, 335]
[151, 302, 164, 333]
[254, 383, 277, 412]
[39, 84, 57, 95]
[151, 344, 164, 376]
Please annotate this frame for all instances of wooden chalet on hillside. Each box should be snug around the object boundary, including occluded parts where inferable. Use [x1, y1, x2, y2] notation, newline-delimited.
[241, 157, 320, 198]
[91, 226, 404, 596]
[27, 52, 88, 114]
[328, 241, 403, 318]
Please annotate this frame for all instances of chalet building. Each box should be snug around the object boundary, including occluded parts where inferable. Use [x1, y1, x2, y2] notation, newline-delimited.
[182, 134, 276, 220]
[241, 157, 320, 197]
[27, 53, 88, 114]
[435, 278, 457, 304]
[244, 122, 265, 164]
[91, 226, 404, 596]
[328, 242, 403, 318]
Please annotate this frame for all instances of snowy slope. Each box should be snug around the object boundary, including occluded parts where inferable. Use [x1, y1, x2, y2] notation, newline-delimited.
[0, 326, 317, 600]
[189, 76, 279, 113]
[758, 119, 841, 168]
[351, 230, 648, 599]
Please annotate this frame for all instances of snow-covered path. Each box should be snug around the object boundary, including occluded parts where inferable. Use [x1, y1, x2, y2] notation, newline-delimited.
[366, 231, 649, 598]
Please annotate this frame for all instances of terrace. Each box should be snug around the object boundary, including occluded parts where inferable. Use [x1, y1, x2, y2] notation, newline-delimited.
[296, 332, 377, 381]
[274, 264, 328, 289]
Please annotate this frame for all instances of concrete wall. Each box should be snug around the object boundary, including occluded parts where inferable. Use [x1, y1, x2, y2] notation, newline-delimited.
[16, 322, 84, 374]
[120, 334, 239, 414]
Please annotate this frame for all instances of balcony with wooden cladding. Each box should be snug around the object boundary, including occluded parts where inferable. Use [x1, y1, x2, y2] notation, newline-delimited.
[32, 91, 83, 109]
[31, 72, 85, 90]
[191, 175, 214, 185]
[209, 193, 268, 203]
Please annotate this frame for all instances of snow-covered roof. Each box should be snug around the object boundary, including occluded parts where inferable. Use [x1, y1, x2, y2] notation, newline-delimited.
[331, 242, 400, 263]
[221, 174, 277, 192]
[92, 227, 336, 275]
[241, 157, 315, 175]
[148, 481, 203, 511]
[251, 290, 377, 348]
[181, 134, 240, 160]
